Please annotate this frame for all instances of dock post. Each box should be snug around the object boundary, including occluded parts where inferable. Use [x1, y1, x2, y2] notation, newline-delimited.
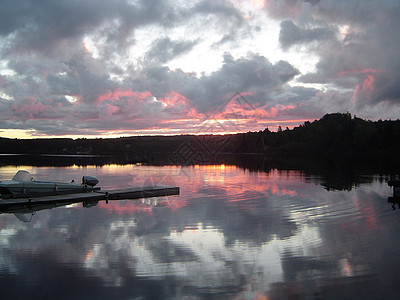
[395, 186, 399, 198]
[105, 192, 109, 204]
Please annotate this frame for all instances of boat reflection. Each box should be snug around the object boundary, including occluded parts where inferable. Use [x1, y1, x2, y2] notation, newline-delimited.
[388, 196, 400, 210]
[0, 199, 100, 222]
[0, 195, 181, 222]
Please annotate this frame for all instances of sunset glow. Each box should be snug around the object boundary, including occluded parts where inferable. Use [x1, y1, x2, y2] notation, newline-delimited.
[1, 0, 399, 139]
[91, 165, 305, 216]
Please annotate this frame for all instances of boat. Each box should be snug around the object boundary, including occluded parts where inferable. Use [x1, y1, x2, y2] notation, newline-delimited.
[0, 170, 99, 199]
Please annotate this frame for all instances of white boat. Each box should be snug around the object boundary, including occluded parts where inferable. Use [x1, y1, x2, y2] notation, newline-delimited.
[0, 170, 99, 198]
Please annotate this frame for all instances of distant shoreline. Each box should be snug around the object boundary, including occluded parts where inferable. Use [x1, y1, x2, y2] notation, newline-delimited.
[1, 113, 399, 165]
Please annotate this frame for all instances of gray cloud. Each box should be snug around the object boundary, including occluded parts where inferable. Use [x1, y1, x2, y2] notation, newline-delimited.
[1, 0, 400, 136]
[273, 0, 400, 115]
[138, 52, 300, 114]
[193, 0, 244, 21]
[0, 0, 174, 55]
[0, 49, 302, 136]
[279, 20, 335, 50]
[144, 37, 199, 65]
[265, 0, 387, 24]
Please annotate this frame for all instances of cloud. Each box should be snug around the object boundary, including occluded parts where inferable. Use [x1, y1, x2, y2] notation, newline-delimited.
[1, 49, 303, 136]
[1, 0, 400, 137]
[0, 0, 175, 55]
[0, 0, 305, 137]
[137, 52, 300, 114]
[144, 37, 199, 65]
[272, 0, 400, 117]
[279, 20, 335, 50]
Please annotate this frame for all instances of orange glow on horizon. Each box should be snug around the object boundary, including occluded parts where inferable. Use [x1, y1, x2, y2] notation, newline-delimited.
[1, 83, 313, 138]
[160, 118, 202, 124]
[0, 117, 313, 139]
[0, 116, 313, 139]
[192, 164, 231, 170]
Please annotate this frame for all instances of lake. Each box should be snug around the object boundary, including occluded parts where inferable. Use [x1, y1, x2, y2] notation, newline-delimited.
[0, 161, 399, 299]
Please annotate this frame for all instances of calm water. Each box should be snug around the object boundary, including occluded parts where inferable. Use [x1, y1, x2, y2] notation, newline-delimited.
[0, 164, 399, 299]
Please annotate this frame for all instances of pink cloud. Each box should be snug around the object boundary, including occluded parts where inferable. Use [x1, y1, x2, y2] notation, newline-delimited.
[55, 87, 306, 135]
[11, 99, 54, 120]
[220, 103, 296, 120]
[159, 91, 188, 107]
[96, 89, 153, 103]
[356, 74, 375, 96]
[102, 103, 121, 116]
[336, 68, 378, 101]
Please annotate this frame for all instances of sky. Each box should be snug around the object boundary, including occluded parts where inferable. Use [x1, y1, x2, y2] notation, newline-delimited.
[0, 0, 399, 138]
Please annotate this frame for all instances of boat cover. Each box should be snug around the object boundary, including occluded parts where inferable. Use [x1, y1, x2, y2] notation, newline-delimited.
[12, 170, 34, 182]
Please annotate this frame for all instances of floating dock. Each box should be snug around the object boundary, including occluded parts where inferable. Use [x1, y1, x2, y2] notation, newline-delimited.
[0, 185, 180, 210]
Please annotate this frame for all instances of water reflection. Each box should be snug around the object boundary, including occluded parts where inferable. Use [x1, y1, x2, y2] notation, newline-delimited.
[0, 199, 100, 222]
[0, 164, 398, 299]
[388, 179, 400, 211]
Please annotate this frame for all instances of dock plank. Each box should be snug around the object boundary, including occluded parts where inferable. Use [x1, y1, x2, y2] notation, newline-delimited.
[0, 185, 180, 209]
[100, 186, 180, 200]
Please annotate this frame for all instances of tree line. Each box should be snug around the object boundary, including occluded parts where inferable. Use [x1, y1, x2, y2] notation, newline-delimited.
[1, 113, 400, 163]
[252, 112, 400, 160]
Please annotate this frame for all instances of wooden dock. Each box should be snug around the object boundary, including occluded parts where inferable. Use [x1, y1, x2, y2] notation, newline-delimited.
[0, 185, 180, 210]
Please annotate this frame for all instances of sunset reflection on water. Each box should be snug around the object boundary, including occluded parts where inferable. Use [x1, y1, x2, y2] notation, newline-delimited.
[94, 165, 304, 216]
[0, 164, 397, 299]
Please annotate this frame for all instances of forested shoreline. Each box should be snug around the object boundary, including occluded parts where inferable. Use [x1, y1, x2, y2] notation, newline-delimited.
[1, 113, 400, 164]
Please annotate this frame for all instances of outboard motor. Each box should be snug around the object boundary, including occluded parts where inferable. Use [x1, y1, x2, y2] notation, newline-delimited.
[82, 176, 99, 187]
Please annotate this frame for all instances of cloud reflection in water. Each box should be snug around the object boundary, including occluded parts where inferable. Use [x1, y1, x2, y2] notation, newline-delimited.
[0, 165, 397, 299]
